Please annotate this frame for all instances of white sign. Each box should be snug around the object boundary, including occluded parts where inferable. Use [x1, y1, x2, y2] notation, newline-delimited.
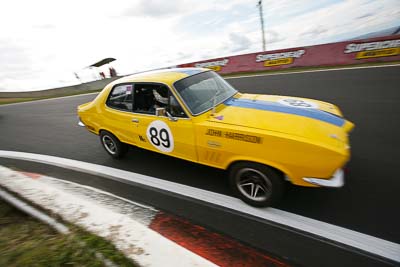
[195, 59, 229, 68]
[278, 98, 318, 109]
[146, 120, 174, 153]
[344, 39, 400, 53]
[256, 50, 305, 62]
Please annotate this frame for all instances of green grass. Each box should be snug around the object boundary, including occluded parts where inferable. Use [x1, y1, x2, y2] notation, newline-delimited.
[0, 198, 139, 267]
[0, 89, 102, 105]
[0, 98, 38, 105]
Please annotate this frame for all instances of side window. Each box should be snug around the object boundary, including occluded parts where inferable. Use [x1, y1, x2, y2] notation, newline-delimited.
[133, 85, 156, 114]
[168, 94, 187, 118]
[132, 83, 187, 118]
[133, 84, 169, 114]
[106, 84, 133, 111]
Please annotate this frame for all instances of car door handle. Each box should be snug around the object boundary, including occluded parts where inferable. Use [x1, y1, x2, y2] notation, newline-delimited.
[131, 118, 139, 123]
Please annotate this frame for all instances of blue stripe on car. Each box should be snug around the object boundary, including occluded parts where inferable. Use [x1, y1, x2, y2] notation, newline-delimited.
[224, 98, 345, 127]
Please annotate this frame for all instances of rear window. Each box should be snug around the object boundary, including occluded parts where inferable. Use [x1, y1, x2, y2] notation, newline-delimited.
[106, 84, 133, 111]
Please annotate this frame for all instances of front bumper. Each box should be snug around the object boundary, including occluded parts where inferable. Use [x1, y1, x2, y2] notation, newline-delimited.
[302, 169, 344, 188]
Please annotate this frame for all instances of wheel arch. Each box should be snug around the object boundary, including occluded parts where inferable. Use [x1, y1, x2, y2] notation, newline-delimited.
[99, 128, 121, 140]
[226, 158, 290, 181]
[99, 129, 128, 158]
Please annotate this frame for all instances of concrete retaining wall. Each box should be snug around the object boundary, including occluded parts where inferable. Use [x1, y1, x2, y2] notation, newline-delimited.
[178, 35, 400, 74]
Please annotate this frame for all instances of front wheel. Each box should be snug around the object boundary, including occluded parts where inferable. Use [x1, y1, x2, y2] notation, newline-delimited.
[229, 162, 285, 207]
[99, 131, 128, 159]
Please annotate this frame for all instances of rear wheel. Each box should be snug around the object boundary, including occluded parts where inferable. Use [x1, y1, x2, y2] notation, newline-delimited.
[229, 162, 284, 207]
[99, 131, 128, 159]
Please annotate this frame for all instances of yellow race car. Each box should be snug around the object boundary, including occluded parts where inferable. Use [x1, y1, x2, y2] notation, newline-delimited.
[78, 68, 354, 207]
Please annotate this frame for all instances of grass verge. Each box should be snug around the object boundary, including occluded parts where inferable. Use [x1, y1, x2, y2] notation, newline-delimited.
[0, 98, 38, 105]
[0, 198, 138, 267]
[0, 89, 101, 105]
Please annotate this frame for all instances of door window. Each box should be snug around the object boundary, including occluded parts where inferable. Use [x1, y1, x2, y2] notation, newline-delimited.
[133, 84, 167, 114]
[168, 94, 186, 118]
[133, 83, 187, 118]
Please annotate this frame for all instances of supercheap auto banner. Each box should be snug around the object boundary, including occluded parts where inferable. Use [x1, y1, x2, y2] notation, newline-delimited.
[178, 35, 400, 74]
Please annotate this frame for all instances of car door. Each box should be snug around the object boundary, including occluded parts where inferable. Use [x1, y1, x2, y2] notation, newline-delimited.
[103, 83, 139, 145]
[131, 83, 198, 162]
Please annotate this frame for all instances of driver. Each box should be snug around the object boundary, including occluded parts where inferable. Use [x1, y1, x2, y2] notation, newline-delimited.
[152, 89, 168, 106]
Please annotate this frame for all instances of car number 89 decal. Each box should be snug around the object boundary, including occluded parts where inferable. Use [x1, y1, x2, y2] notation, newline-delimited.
[278, 98, 318, 109]
[146, 120, 174, 153]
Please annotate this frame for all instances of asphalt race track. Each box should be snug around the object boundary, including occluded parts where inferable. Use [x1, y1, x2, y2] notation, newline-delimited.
[1, 65, 399, 246]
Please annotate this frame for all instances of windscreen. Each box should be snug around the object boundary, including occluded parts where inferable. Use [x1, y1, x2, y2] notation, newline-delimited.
[173, 71, 237, 115]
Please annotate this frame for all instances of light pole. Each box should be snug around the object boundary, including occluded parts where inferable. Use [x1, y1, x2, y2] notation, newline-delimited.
[257, 0, 266, 51]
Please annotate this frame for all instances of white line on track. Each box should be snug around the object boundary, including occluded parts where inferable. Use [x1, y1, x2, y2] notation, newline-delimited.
[0, 92, 99, 107]
[224, 63, 400, 79]
[0, 150, 399, 263]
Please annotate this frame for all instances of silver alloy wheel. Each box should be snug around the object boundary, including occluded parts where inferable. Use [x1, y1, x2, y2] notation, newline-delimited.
[235, 168, 272, 202]
[102, 135, 117, 155]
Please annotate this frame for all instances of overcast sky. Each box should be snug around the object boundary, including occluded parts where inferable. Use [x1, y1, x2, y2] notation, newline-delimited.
[1, 0, 399, 92]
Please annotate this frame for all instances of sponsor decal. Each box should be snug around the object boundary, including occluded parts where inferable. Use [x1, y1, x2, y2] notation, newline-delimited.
[344, 39, 400, 59]
[264, 57, 293, 67]
[206, 129, 262, 144]
[207, 140, 221, 148]
[214, 115, 224, 121]
[356, 48, 400, 59]
[195, 59, 229, 72]
[146, 120, 174, 152]
[278, 98, 318, 109]
[256, 49, 305, 67]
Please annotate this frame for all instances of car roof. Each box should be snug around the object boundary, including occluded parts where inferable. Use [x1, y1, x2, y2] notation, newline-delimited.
[114, 67, 210, 85]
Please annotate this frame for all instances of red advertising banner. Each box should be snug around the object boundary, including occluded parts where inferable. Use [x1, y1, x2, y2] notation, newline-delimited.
[178, 35, 400, 74]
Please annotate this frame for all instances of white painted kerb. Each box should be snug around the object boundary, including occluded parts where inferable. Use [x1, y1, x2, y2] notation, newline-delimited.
[0, 150, 399, 263]
[0, 165, 216, 267]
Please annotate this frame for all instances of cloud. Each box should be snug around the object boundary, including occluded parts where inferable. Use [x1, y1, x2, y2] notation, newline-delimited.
[174, 2, 259, 37]
[263, 0, 400, 49]
[301, 26, 329, 38]
[1, 0, 400, 91]
[0, 40, 33, 82]
[356, 13, 374, 20]
[33, 24, 56, 30]
[175, 52, 194, 61]
[263, 0, 344, 26]
[229, 33, 251, 53]
[266, 30, 285, 44]
[121, 0, 191, 18]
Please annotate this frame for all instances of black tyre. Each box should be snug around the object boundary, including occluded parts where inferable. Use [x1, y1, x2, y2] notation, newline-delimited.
[99, 131, 128, 159]
[229, 162, 285, 207]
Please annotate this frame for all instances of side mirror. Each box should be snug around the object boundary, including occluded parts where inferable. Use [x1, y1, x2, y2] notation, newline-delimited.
[155, 107, 166, 117]
[166, 111, 178, 122]
[156, 107, 178, 122]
